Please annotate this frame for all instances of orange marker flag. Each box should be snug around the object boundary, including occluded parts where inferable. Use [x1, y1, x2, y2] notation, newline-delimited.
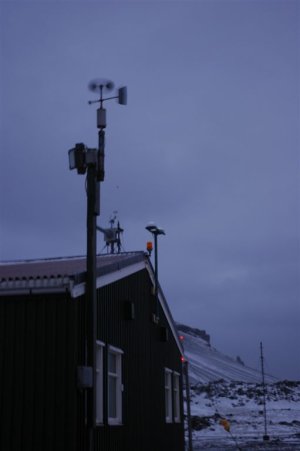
[220, 418, 231, 432]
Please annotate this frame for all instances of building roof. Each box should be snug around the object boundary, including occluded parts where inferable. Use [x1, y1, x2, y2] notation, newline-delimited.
[0, 252, 183, 355]
[0, 252, 145, 281]
[0, 252, 146, 298]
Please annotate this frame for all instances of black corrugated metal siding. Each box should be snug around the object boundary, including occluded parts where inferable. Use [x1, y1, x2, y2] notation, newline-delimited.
[77, 268, 185, 451]
[0, 294, 77, 451]
[0, 266, 184, 451]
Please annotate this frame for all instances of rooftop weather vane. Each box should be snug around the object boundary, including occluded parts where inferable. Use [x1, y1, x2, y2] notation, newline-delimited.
[97, 211, 124, 254]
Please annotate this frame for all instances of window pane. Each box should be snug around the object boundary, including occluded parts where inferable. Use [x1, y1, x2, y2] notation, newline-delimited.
[107, 347, 123, 424]
[96, 345, 102, 370]
[173, 374, 180, 422]
[165, 370, 172, 422]
[108, 376, 117, 418]
[165, 372, 169, 386]
[96, 343, 104, 424]
[108, 352, 117, 373]
[165, 371, 171, 387]
[165, 387, 170, 417]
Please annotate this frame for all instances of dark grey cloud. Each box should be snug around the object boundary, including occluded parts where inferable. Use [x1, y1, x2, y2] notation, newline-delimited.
[1, 1, 299, 379]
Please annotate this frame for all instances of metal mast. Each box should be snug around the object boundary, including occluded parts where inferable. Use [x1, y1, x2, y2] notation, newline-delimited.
[260, 341, 269, 441]
[68, 79, 127, 451]
[145, 222, 165, 322]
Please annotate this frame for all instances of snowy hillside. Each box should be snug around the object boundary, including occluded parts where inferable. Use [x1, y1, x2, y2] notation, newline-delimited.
[177, 323, 276, 384]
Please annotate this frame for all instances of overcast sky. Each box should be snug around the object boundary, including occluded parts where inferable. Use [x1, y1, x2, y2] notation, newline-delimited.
[1, 0, 299, 379]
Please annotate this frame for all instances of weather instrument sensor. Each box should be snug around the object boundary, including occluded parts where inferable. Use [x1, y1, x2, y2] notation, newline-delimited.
[88, 78, 127, 128]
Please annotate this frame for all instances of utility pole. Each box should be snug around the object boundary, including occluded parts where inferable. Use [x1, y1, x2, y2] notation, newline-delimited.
[68, 79, 127, 451]
[145, 223, 165, 322]
[260, 341, 269, 442]
[86, 155, 98, 449]
[183, 360, 193, 451]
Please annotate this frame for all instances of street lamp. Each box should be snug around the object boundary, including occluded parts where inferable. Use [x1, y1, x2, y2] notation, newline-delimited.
[68, 79, 127, 451]
[145, 222, 165, 323]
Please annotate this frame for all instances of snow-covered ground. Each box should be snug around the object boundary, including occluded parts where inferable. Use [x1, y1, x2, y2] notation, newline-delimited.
[177, 324, 300, 450]
[190, 380, 300, 450]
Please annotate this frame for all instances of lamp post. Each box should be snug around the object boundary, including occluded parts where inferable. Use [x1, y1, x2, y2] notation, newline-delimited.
[68, 79, 127, 451]
[183, 359, 193, 451]
[145, 222, 165, 322]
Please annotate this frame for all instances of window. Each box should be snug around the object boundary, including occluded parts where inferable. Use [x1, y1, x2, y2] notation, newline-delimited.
[96, 341, 105, 425]
[108, 346, 123, 425]
[165, 368, 181, 423]
[173, 372, 181, 422]
[164, 368, 173, 423]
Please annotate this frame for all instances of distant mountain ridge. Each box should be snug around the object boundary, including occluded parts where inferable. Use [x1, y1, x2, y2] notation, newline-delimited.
[176, 323, 211, 344]
[176, 323, 276, 384]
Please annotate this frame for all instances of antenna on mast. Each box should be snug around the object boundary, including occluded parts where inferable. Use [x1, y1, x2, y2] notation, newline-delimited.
[97, 211, 124, 254]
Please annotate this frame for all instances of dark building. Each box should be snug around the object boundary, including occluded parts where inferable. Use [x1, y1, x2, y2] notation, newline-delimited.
[0, 252, 185, 451]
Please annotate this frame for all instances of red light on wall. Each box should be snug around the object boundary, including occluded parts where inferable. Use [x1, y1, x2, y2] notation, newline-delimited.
[179, 335, 184, 341]
[180, 356, 185, 363]
[146, 241, 153, 252]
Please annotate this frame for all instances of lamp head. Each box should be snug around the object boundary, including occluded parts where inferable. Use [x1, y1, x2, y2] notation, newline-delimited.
[145, 222, 166, 236]
[68, 143, 87, 174]
[146, 222, 157, 233]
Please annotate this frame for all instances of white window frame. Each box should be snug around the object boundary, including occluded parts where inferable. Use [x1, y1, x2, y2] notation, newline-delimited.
[96, 341, 105, 425]
[107, 345, 124, 425]
[164, 368, 173, 423]
[173, 372, 181, 423]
